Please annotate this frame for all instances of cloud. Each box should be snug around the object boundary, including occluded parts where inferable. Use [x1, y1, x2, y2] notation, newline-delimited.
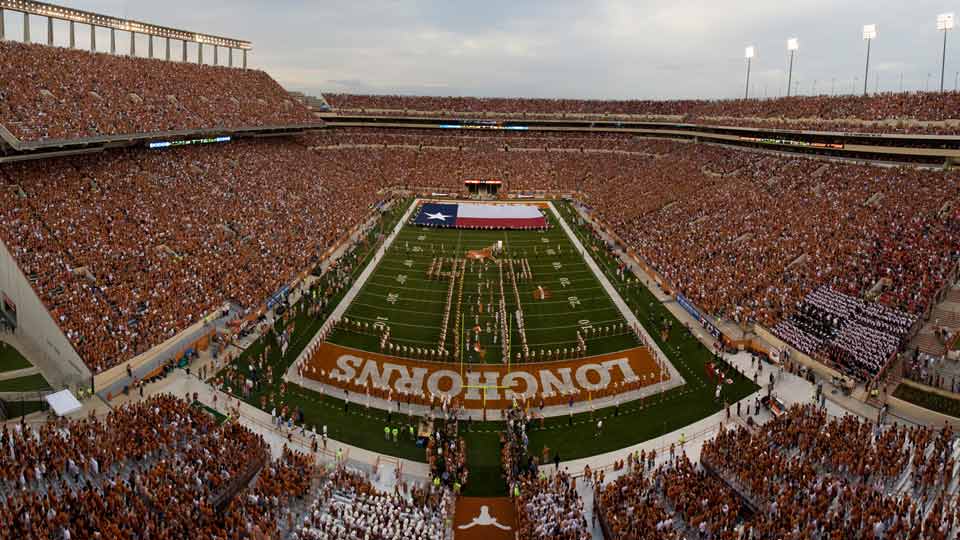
[37, 1, 960, 98]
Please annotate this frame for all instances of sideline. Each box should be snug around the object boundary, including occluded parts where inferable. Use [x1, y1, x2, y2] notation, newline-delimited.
[547, 201, 684, 387]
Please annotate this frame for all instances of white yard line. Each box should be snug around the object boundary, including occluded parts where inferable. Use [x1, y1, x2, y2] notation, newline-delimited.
[286, 200, 420, 379]
[547, 201, 685, 387]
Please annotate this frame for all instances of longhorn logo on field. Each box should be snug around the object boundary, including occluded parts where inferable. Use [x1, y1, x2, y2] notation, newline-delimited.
[458, 505, 511, 530]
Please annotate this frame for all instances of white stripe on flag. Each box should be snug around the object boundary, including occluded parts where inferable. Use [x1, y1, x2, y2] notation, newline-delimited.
[455, 203, 542, 219]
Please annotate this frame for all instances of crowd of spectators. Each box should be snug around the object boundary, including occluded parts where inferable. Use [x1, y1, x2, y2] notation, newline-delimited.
[426, 419, 468, 492]
[773, 287, 918, 379]
[0, 394, 322, 540]
[0, 391, 453, 540]
[0, 40, 316, 142]
[4, 125, 957, 379]
[500, 405, 591, 540]
[699, 404, 959, 539]
[0, 138, 385, 372]
[904, 350, 960, 394]
[596, 451, 743, 540]
[324, 92, 960, 134]
[291, 466, 453, 540]
[515, 471, 591, 540]
[309, 131, 958, 376]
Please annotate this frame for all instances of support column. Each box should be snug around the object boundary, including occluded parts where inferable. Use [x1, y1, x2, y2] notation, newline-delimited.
[46, 16, 52, 45]
[130, 30, 135, 56]
[198, 42, 203, 64]
[90, 24, 95, 51]
[69, 20, 74, 48]
[22, 11, 29, 43]
[181, 39, 187, 62]
[228, 47, 233, 67]
[0, 8, 5, 41]
[110, 28, 115, 54]
[165, 37, 170, 60]
[213, 45, 218, 66]
[242, 49, 247, 69]
[148, 35, 154, 58]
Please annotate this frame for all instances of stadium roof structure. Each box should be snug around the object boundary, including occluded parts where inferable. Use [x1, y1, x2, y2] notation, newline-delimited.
[0, 0, 251, 50]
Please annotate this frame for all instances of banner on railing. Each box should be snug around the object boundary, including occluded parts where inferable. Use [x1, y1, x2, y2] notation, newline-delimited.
[676, 294, 722, 341]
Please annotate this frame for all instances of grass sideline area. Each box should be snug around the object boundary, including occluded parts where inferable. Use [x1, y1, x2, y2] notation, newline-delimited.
[216, 198, 758, 496]
[328, 205, 636, 362]
[1, 400, 47, 419]
[0, 341, 32, 372]
[0, 373, 51, 393]
[894, 384, 960, 418]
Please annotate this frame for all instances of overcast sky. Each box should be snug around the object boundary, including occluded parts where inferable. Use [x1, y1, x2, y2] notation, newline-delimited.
[8, 1, 960, 100]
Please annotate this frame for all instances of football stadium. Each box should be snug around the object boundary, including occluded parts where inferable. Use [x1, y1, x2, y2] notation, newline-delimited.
[1, 1, 960, 538]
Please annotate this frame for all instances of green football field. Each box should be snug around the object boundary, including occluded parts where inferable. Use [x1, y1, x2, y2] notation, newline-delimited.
[326, 204, 637, 363]
[217, 198, 758, 496]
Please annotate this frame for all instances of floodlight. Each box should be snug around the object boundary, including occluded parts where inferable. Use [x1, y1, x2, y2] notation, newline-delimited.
[745, 45, 755, 59]
[938, 13, 955, 31]
[863, 24, 877, 40]
[787, 38, 799, 51]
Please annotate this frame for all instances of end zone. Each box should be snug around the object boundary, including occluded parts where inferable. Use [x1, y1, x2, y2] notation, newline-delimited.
[299, 341, 678, 412]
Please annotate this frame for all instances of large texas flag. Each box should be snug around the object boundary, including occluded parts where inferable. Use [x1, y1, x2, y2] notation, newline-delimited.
[413, 203, 546, 229]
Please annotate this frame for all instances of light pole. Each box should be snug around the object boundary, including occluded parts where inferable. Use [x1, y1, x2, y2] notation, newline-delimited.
[938, 13, 954, 92]
[926, 73, 932, 92]
[744, 45, 755, 99]
[863, 24, 877, 95]
[786, 38, 799, 97]
[812, 79, 818, 95]
[831, 77, 836, 95]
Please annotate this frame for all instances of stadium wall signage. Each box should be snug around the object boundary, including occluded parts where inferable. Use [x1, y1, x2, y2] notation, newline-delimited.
[304, 342, 667, 409]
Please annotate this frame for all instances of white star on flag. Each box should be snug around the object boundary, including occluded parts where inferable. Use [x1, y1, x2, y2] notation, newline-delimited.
[425, 211, 451, 221]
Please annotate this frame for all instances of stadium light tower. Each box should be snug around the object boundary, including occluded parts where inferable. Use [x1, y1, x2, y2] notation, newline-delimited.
[786, 38, 799, 97]
[862, 24, 877, 95]
[938, 13, 954, 92]
[744, 45, 756, 99]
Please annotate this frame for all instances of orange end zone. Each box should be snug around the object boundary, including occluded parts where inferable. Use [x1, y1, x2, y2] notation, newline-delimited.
[303, 341, 668, 410]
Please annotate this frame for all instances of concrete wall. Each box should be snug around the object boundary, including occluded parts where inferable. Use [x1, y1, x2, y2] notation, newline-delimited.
[0, 238, 91, 388]
[753, 323, 842, 381]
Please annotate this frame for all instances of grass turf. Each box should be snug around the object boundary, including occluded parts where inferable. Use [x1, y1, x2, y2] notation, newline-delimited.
[327, 207, 635, 363]
[0, 342, 32, 372]
[893, 384, 960, 418]
[1, 400, 47, 419]
[0, 373, 51, 393]
[217, 199, 758, 497]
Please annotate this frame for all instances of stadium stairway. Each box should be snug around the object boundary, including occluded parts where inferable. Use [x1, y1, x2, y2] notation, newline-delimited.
[914, 331, 947, 356]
